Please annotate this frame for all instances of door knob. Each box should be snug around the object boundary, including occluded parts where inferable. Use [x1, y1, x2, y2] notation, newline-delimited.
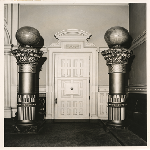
[70, 87, 73, 90]
[55, 98, 57, 104]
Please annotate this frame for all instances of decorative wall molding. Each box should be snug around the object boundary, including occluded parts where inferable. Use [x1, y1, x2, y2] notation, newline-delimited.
[54, 29, 91, 39]
[98, 85, 147, 94]
[4, 44, 12, 118]
[4, 108, 12, 118]
[4, 45, 12, 54]
[84, 41, 96, 48]
[50, 29, 96, 48]
[98, 85, 109, 120]
[98, 85, 109, 92]
[127, 85, 147, 94]
[4, 26, 11, 45]
[39, 86, 46, 93]
[4, 4, 8, 24]
[50, 41, 61, 48]
[65, 44, 81, 49]
[129, 30, 146, 51]
[4, 4, 11, 45]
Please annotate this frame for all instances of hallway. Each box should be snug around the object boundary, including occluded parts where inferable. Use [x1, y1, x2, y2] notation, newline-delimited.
[4, 119, 146, 147]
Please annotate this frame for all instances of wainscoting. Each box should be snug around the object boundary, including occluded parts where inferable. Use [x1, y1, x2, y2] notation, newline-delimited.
[125, 86, 147, 141]
[98, 86, 108, 120]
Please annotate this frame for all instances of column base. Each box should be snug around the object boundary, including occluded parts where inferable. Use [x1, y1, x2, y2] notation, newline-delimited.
[101, 120, 129, 132]
[107, 120, 126, 127]
[11, 120, 45, 134]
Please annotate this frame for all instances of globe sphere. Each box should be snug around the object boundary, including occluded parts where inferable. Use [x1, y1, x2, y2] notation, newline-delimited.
[15, 26, 41, 46]
[104, 26, 130, 48]
[32, 36, 44, 49]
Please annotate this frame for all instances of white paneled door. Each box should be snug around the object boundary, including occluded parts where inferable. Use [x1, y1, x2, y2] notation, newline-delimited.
[54, 53, 90, 119]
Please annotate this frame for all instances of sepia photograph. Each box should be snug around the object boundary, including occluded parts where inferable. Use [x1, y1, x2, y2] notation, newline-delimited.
[3, 0, 147, 147]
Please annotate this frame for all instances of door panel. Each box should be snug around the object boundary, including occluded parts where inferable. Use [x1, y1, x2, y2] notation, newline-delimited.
[55, 53, 90, 119]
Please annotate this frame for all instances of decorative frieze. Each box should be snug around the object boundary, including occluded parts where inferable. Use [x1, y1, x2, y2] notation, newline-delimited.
[65, 44, 81, 49]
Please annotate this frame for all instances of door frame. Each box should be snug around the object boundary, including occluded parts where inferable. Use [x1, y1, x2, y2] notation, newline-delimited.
[46, 29, 98, 119]
[54, 53, 91, 119]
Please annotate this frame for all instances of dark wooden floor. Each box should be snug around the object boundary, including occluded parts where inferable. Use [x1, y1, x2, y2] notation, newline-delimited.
[4, 119, 147, 147]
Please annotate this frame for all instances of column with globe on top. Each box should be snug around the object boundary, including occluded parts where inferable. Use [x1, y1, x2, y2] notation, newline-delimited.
[101, 26, 133, 127]
[11, 26, 44, 132]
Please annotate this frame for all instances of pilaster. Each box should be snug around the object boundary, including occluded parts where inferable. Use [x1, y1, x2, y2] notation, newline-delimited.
[4, 45, 11, 118]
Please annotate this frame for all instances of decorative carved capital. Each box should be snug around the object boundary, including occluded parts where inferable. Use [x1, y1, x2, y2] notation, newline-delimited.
[101, 47, 133, 65]
[11, 45, 43, 64]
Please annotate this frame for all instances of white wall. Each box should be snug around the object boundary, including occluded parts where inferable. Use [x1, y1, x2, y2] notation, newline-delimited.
[19, 4, 129, 86]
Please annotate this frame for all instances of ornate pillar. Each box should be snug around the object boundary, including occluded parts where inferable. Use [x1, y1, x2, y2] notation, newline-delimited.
[101, 26, 133, 127]
[11, 26, 44, 133]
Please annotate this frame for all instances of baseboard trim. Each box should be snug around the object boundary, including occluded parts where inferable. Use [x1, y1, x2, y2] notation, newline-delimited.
[45, 119, 101, 123]
[4, 108, 11, 118]
[54, 119, 90, 123]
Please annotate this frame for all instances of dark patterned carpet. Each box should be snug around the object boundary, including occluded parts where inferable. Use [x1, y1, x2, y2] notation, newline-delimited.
[4, 119, 147, 147]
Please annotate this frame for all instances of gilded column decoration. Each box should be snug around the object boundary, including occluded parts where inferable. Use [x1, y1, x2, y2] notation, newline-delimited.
[101, 26, 133, 127]
[11, 26, 44, 133]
